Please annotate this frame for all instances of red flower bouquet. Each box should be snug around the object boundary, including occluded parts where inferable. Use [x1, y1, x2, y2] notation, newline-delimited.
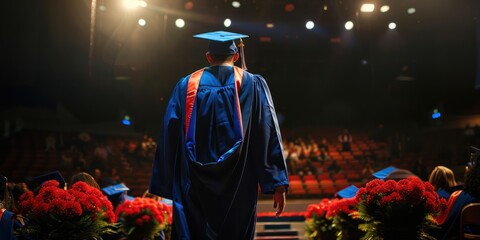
[327, 198, 363, 240]
[15, 180, 117, 240]
[115, 197, 172, 240]
[355, 177, 446, 240]
[305, 198, 336, 240]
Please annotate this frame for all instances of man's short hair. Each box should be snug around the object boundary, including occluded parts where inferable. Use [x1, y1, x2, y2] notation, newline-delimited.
[209, 54, 234, 63]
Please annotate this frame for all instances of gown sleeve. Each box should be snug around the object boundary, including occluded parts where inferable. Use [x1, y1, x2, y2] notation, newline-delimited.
[251, 75, 289, 194]
[149, 80, 184, 199]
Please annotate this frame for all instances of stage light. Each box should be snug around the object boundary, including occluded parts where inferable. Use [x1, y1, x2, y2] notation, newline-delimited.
[323, 5, 328, 11]
[360, 3, 375, 13]
[305, 21, 314, 30]
[380, 5, 390, 12]
[407, 8, 416, 14]
[345, 21, 354, 30]
[123, 0, 139, 10]
[232, 1, 241, 8]
[285, 3, 295, 12]
[138, 0, 147, 8]
[175, 18, 185, 28]
[266, 23, 274, 28]
[388, 22, 396, 29]
[138, 19, 146, 26]
[224, 18, 232, 27]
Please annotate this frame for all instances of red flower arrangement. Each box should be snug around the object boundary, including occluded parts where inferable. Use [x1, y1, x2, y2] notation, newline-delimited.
[327, 198, 364, 240]
[304, 198, 336, 240]
[15, 180, 118, 240]
[355, 177, 446, 240]
[115, 197, 172, 240]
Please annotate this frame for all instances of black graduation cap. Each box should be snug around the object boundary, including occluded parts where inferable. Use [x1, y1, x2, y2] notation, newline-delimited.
[33, 171, 66, 189]
[336, 185, 359, 199]
[372, 166, 397, 180]
[194, 31, 249, 69]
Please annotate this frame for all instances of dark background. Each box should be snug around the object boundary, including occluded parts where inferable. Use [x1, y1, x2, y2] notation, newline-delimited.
[2, 0, 479, 133]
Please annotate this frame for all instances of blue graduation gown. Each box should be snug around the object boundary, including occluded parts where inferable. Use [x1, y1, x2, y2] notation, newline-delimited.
[1, 210, 14, 240]
[149, 66, 289, 240]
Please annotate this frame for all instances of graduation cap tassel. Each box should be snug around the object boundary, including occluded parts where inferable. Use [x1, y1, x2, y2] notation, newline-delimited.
[239, 38, 247, 70]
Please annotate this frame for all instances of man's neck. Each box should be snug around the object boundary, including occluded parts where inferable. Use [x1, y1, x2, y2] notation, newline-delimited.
[210, 62, 234, 67]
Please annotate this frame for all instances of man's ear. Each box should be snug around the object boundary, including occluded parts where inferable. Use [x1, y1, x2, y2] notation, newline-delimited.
[206, 52, 214, 64]
[233, 53, 239, 62]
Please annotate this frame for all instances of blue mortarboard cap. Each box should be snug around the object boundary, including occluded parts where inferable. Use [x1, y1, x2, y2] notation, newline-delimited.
[33, 171, 66, 189]
[372, 166, 397, 180]
[194, 31, 249, 55]
[102, 183, 129, 196]
[336, 185, 359, 199]
[126, 195, 135, 201]
[160, 198, 173, 206]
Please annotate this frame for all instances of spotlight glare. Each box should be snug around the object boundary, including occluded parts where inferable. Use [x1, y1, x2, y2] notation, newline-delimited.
[305, 21, 315, 30]
[224, 18, 232, 27]
[98, 5, 107, 11]
[232, 1, 241, 8]
[266, 23, 274, 28]
[138, 19, 146, 26]
[407, 8, 416, 14]
[175, 18, 185, 28]
[123, 0, 138, 9]
[380, 5, 390, 12]
[388, 22, 397, 29]
[360, 3, 375, 12]
[345, 21, 354, 30]
[138, 0, 147, 7]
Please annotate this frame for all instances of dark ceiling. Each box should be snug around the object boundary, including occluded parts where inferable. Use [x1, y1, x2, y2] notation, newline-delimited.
[1, 0, 479, 131]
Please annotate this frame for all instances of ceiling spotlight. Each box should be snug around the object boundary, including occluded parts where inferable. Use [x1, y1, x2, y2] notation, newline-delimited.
[266, 23, 274, 28]
[345, 21, 354, 30]
[232, 1, 241, 8]
[360, 3, 375, 13]
[388, 22, 397, 29]
[407, 8, 416, 14]
[380, 5, 390, 12]
[175, 18, 185, 28]
[138, 19, 146, 26]
[224, 18, 232, 27]
[323, 5, 328, 11]
[306, 21, 315, 30]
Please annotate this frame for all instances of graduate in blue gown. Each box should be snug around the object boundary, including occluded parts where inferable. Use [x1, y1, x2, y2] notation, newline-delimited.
[149, 31, 289, 240]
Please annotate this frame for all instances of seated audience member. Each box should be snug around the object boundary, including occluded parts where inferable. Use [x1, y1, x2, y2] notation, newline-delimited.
[70, 172, 101, 190]
[428, 166, 458, 200]
[432, 162, 480, 240]
[327, 160, 341, 175]
[361, 158, 375, 182]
